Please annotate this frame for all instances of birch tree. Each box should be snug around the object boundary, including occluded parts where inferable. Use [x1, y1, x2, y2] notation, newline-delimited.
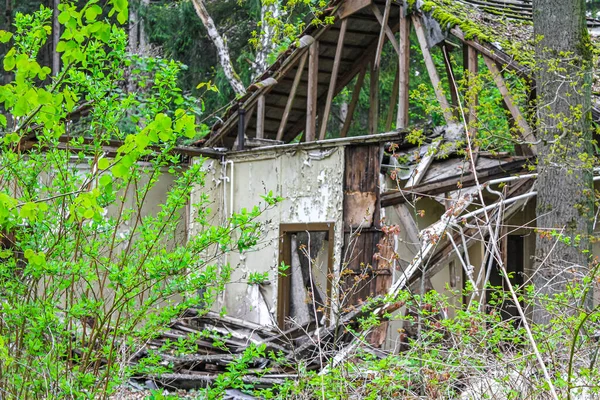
[532, 0, 594, 322]
[190, 0, 246, 96]
[254, 0, 282, 78]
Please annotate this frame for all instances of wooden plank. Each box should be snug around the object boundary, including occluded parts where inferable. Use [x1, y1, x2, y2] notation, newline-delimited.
[397, 6, 410, 129]
[306, 40, 319, 142]
[412, 15, 454, 124]
[319, 18, 348, 141]
[340, 66, 367, 137]
[373, 0, 392, 69]
[385, 65, 399, 131]
[244, 105, 255, 132]
[205, 32, 320, 147]
[256, 95, 265, 139]
[369, 62, 379, 135]
[465, 43, 479, 168]
[442, 44, 459, 118]
[370, 3, 400, 56]
[450, 27, 529, 78]
[405, 140, 442, 188]
[380, 158, 530, 207]
[483, 55, 537, 155]
[283, 21, 401, 143]
[276, 53, 308, 141]
[337, 0, 372, 19]
[466, 44, 478, 131]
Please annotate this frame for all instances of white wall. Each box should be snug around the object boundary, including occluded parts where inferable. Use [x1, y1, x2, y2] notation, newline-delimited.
[190, 148, 345, 325]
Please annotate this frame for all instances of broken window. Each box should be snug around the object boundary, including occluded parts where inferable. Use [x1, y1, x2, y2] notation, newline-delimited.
[486, 235, 524, 322]
[277, 223, 334, 330]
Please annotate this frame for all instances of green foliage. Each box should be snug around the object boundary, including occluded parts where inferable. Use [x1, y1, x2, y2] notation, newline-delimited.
[256, 278, 600, 399]
[0, 2, 280, 397]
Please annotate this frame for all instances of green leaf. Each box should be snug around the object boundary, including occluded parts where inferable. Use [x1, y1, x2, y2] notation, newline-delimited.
[114, 0, 127, 12]
[0, 30, 12, 43]
[111, 163, 129, 178]
[117, 10, 128, 25]
[3, 48, 15, 71]
[0, 115, 6, 128]
[83, 209, 94, 219]
[56, 41, 68, 53]
[99, 174, 112, 187]
[12, 97, 28, 117]
[37, 89, 52, 105]
[85, 5, 102, 21]
[98, 158, 111, 170]
[58, 11, 70, 24]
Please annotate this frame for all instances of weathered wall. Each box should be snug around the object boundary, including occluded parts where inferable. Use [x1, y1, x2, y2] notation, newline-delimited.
[190, 148, 345, 326]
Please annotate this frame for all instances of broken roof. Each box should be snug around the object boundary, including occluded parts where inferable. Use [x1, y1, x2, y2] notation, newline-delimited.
[202, 0, 600, 149]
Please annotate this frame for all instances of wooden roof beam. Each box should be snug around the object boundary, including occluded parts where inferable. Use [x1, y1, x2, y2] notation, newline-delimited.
[483, 55, 537, 155]
[319, 19, 348, 140]
[413, 14, 454, 124]
[277, 52, 308, 141]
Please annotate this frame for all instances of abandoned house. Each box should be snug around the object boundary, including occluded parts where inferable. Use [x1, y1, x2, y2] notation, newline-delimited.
[185, 0, 600, 356]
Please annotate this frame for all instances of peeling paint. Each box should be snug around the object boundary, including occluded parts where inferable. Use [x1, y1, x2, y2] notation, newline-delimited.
[190, 147, 345, 326]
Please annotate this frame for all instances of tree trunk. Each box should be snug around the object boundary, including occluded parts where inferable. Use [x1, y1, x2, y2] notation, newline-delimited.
[190, 0, 246, 96]
[139, 0, 149, 54]
[254, 0, 281, 78]
[52, 0, 60, 76]
[532, 0, 593, 323]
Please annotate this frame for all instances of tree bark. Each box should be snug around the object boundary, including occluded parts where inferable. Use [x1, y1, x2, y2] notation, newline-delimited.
[532, 0, 593, 323]
[254, 0, 281, 78]
[191, 0, 246, 96]
[52, 0, 60, 76]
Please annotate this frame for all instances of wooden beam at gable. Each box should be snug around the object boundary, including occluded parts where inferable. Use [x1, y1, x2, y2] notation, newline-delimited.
[337, 0, 372, 19]
[373, 0, 392, 69]
[412, 15, 454, 125]
[442, 44, 460, 118]
[340, 66, 367, 137]
[256, 95, 265, 139]
[405, 140, 442, 188]
[369, 61, 379, 135]
[464, 43, 479, 168]
[283, 21, 402, 143]
[370, 3, 400, 56]
[385, 65, 399, 131]
[319, 18, 348, 141]
[276, 52, 308, 141]
[483, 55, 537, 155]
[397, 4, 410, 129]
[306, 41, 319, 142]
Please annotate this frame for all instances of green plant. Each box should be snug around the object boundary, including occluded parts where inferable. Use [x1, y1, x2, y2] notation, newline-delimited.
[248, 271, 270, 285]
[0, 2, 280, 398]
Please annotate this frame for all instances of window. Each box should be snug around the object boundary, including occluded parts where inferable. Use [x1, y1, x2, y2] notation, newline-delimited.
[486, 235, 524, 321]
[277, 223, 334, 329]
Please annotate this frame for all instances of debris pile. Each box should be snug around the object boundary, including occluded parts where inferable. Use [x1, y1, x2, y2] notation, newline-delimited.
[132, 307, 371, 391]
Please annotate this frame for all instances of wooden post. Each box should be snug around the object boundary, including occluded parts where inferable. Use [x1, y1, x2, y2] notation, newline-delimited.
[385, 66, 399, 131]
[373, 0, 392, 69]
[464, 44, 479, 168]
[319, 19, 348, 141]
[370, 3, 400, 56]
[412, 15, 453, 124]
[256, 95, 265, 139]
[483, 56, 537, 155]
[442, 44, 459, 118]
[306, 41, 319, 142]
[277, 53, 308, 141]
[369, 62, 379, 135]
[397, 5, 410, 129]
[340, 66, 367, 137]
[465, 44, 478, 132]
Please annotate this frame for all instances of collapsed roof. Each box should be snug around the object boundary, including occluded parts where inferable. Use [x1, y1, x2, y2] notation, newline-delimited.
[202, 0, 600, 149]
